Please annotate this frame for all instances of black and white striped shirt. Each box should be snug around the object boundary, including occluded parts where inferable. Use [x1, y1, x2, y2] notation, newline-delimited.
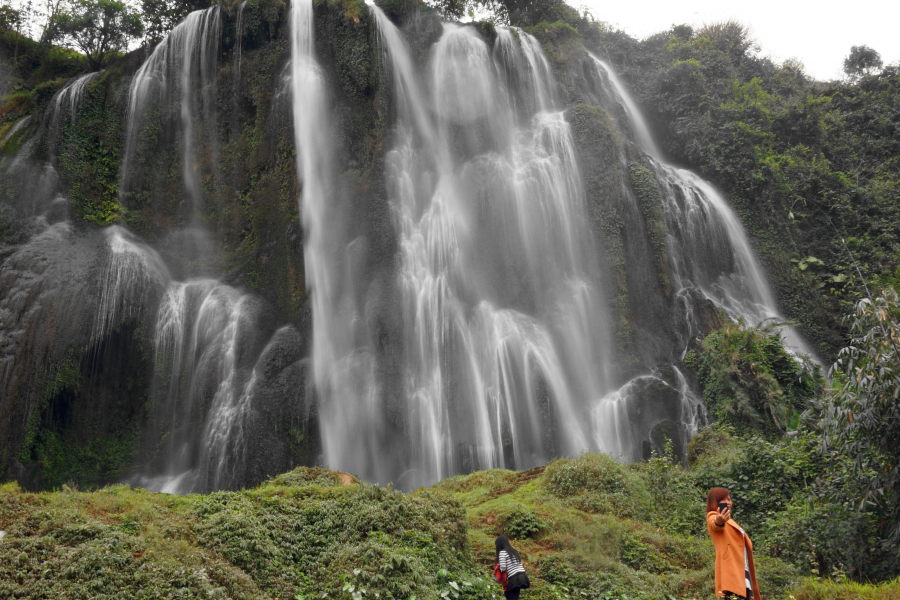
[737, 525, 752, 593]
[499, 550, 526, 578]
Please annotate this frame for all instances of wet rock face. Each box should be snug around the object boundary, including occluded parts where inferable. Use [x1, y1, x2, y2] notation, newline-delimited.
[617, 374, 686, 462]
[0, 223, 106, 431]
[0, 223, 170, 486]
[241, 325, 314, 484]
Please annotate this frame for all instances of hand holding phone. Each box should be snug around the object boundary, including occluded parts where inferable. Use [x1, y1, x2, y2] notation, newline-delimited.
[716, 501, 730, 525]
[719, 502, 731, 523]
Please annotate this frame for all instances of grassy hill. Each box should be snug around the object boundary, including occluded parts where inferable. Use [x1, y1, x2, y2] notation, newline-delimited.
[2, 449, 899, 599]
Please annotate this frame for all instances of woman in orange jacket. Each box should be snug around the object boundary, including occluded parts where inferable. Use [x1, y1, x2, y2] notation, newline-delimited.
[706, 487, 761, 600]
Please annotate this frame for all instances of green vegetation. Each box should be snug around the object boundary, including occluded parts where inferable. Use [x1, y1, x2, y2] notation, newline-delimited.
[822, 288, 900, 545]
[3, 288, 900, 596]
[0, 468, 496, 599]
[629, 163, 670, 297]
[685, 319, 819, 438]
[1, 2, 898, 598]
[2, 442, 899, 599]
[47, 0, 144, 70]
[843, 45, 882, 80]
[579, 18, 900, 358]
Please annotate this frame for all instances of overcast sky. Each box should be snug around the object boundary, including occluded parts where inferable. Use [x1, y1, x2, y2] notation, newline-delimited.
[578, 0, 900, 81]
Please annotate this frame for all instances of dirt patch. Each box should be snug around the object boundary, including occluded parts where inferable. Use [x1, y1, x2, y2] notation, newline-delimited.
[337, 473, 355, 485]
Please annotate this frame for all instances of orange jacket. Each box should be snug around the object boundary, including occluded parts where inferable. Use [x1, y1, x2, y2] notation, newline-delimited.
[706, 511, 761, 600]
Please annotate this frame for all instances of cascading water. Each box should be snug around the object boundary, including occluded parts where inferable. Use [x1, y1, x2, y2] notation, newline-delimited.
[93, 226, 170, 346]
[234, 1, 247, 93]
[50, 72, 101, 131]
[0, 116, 30, 146]
[138, 278, 275, 493]
[290, 0, 385, 482]
[371, 8, 616, 486]
[0, 0, 830, 497]
[591, 56, 814, 358]
[121, 7, 221, 210]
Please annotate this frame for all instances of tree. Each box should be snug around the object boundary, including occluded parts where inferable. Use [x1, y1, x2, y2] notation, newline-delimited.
[0, 4, 20, 30]
[843, 45, 882, 79]
[825, 288, 900, 544]
[39, 0, 67, 44]
[425, 0, 577, 26]
[140, 0, 205, 45]
[50, 0, 142, 70]
[0, 0, 34, 62]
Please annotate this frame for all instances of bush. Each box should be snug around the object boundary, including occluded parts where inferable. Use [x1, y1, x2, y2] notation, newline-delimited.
[500, 508, 543, 539]
[692, 319, 820, 438]
[0, 468, 495, 599]
[546, 453, 628, 497]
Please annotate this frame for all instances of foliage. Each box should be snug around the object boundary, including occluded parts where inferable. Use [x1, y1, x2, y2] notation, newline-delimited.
[544, 453, 642, 517]
[690, 425, 815, 533]
[546, 452, 628, 497]
[691, 319, 820, 437]
[48, 0, 143, 70]
[824, 288, 900, 543]
[1, 450, 896, 599]
[689, 422, 899, 581]
[435, 453, 801, 600]
[425, 0, 578, 27]
[139, 0, 206, 44]
[791, 576, 900, 600]
[843, 45, 882, 79]
[500, 507, 543, 539]
[641, 438, 705, 535]
[587, 15, 900, 359]
[0, 4, 21, 30]
[0, 467, 495, 599]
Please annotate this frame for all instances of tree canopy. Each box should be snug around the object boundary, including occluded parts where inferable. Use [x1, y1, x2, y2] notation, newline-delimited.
[843, 45, 883, 79]
[48, 0, 142, 70]
[825, 288, 900, 543]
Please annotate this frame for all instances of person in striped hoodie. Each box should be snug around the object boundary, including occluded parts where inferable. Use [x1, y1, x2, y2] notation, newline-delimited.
[494, 535, 530, 600]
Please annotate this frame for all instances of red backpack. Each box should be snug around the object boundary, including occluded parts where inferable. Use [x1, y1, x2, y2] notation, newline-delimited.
[493, 563, 508, 591]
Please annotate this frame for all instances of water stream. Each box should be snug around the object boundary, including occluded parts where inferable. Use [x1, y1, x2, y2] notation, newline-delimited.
[121, 6, 221, 211]
[371, 8, 616, 485]
[592, 56, 815, 358]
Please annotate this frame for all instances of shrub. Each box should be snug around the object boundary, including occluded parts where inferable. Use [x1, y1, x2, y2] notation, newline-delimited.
[693, 319, 820, 438]
[500, 508, 543, 539]
[546, 453, 628, 497]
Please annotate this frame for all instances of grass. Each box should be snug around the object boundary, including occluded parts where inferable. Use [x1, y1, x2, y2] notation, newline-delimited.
[0, 469, 495, 599]
[0, 458, 892, 599]
[790, 577, 900, 600]
[435, 456, 732, 600]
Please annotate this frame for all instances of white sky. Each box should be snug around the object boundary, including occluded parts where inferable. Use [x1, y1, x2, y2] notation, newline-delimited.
[578, 0, 900, 81]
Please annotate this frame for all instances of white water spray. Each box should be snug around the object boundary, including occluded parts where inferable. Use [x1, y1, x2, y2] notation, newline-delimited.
[93, 226, 170, 346]
[290, 0, 383, 481]
[371, 9, 616, 486]
[592, 55, 815, 358]
[121, 7, 221, 209]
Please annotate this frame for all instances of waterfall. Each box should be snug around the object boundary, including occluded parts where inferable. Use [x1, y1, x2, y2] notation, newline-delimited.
[290, 0, 384, 482]
[121, 7, 221, 210]
[93, 227, 170, 346]
[234, 1, 247, 92]
[1, 116, 30, 146]
[590, 364, 703, 461]
[50, 72, 100, 129]
[591, 56, 814, 358]
[493, 27, 555, 114]
[142, 279, 268, 493]
[371, 7, 615, 486]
